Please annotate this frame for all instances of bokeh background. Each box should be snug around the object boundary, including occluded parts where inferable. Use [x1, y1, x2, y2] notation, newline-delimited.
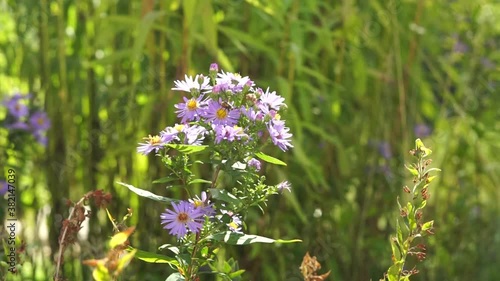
[1, 0, 500, 280]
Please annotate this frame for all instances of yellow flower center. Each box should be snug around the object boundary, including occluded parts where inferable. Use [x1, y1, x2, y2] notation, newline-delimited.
[233, 126, 243, 133]
[274, 113, 281, 120]
[216, 108, 228, 119]
[37, 118, 45, 125]
[187, 99, 198, 110]
[193, 200, 203, 208]
[228, 221, 238, 230]
[174, 124, 185, 132]
[146, 135, 162, 144]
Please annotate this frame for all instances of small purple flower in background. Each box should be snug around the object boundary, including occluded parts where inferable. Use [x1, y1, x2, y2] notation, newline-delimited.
[7, 121, 30, 130]
[0, 181, 8, 197]
[172, 74, 212, 93]
[160, 201, 205, 239]
[414, 124, 431, 138]
[241, 106, 264, 122]
[137, 135, 165, 155]
[277, 180, 292, 193]
[213, 124, 247, 144]
[4, 97, 29, 119]
[453, 40, 468, 54]
[378, 142, 392, 159]
[247, 158, 261, 172]
[480, 58, 495, 70]
[175, 95, 206, 123]
[203, 99, 240, 126]
[29, 111, 51, 131]
[267, 120, 293, 151]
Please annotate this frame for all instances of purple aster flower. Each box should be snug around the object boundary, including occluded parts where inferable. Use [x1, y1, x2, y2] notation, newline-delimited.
[247, 158, 261, 172]
[172, 74, 212, 93]
[203, 99, 240, 126]
[189, 191, 215, 217]
[277, 180, 292, 193]
[213, 124, 247, 144]
[0, 181, 7, 196]
[267, 120, 293, 151]
[219, 210, 243, 233]
[257, 88, 285, 111]
[29, 111, 51, 131]
[6, 121, 30, 131]
[4, 98, 29, 119]
[160, 201, 205, 239]
[137, 134, 166, 155]
[182, 124, 207, 145]
[414, 124, 431, 138]
[174, 95, 206, 123]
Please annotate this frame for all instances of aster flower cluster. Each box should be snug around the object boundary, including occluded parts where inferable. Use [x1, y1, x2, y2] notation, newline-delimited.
[137, 64, 294, 241]
[137, 63, 293, 156]
[1, 93, 51, 146]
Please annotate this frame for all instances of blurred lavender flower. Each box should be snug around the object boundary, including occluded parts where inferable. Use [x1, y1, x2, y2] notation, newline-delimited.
[0, 181, 7, 196]
[378, 142, 392, 159]
[29, 111, 51, 131]
[480, 58, 495, 70]
[4, 97, 29, 119]
[414, 124, 432, 138]
[7, 121, 30, 130]
[453, 41, 469, 54]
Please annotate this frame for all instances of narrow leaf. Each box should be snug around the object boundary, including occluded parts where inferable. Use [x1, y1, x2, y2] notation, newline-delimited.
[255, 152, 287, 166]
[132, 247, 179, 267]
[208, 231, 301, 245]
[109, 227, 135, 248]
[153, 176, 179, 184]
[117, 182, 175, 203]
[188, 179, 213, 185]
[167, 144, 208, 154]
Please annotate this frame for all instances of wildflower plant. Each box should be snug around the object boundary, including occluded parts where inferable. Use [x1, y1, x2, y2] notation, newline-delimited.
[382, 139, 440, 281]
[118, 64, 300, 280]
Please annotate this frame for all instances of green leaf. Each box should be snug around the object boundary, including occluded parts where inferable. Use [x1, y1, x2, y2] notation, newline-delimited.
[153, 176, 179, 184]
[117, 182, 174, 203]
[188, 178, 213, 185]
[165, 272, 185, 281]
[404, 164, 419, 176]
[421, 220, 434, 232]
[207, 231, 301, 245]
[132, 247, 179, 267]
[255, 152, 287, 166]
[387, 261, 403, 281]
[209, 188, 241, 206]
[167, 144, 208, 154]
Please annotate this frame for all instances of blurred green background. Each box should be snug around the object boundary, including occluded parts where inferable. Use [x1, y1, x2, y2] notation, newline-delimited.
[1, 0, 499, 280]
